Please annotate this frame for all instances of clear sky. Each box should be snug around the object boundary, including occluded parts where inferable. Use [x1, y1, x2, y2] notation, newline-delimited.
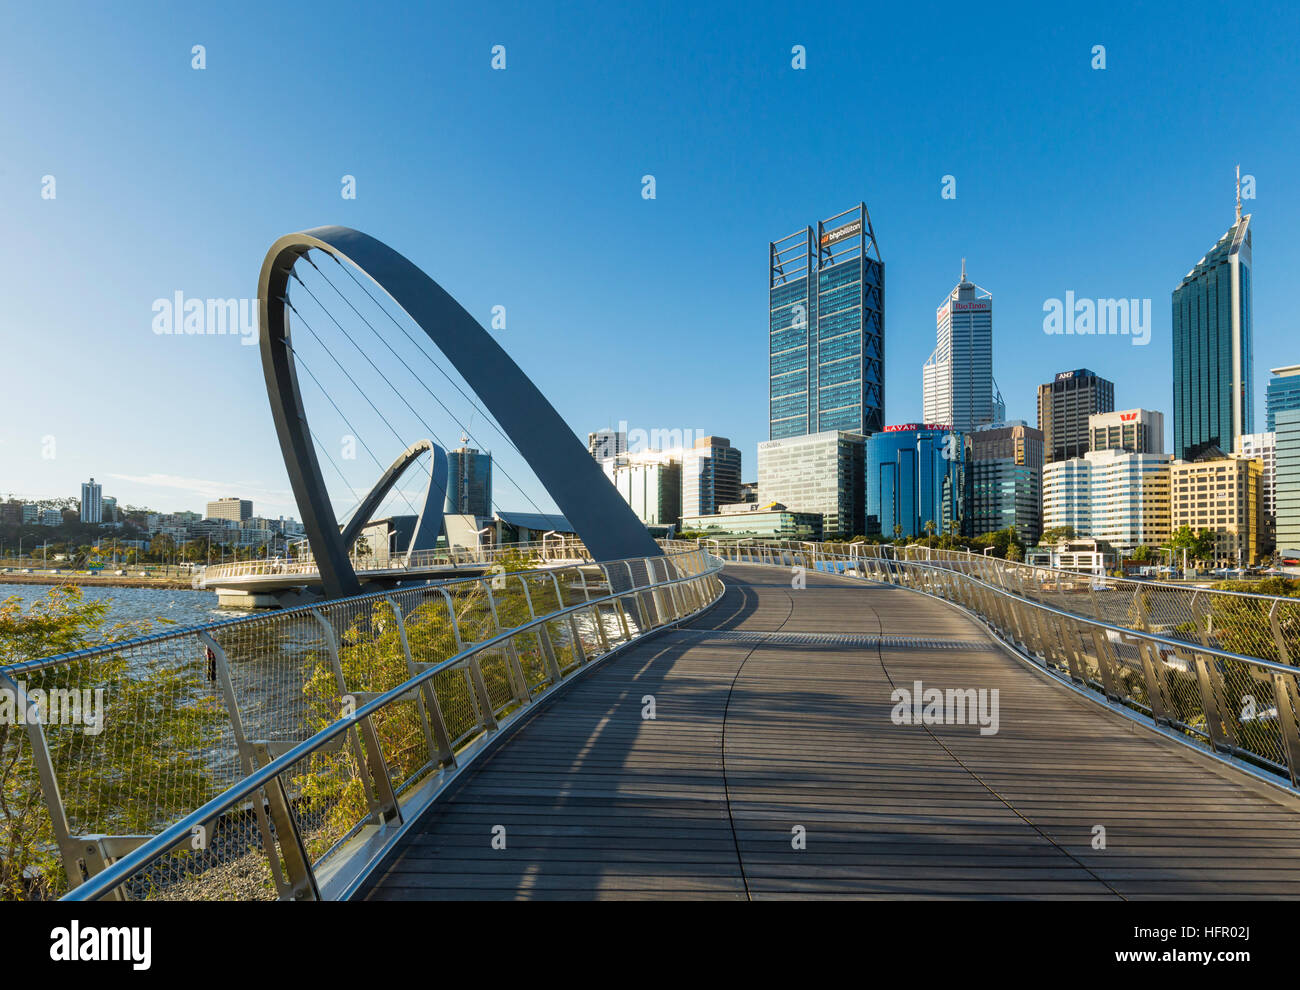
[2, 0, 1297, 520]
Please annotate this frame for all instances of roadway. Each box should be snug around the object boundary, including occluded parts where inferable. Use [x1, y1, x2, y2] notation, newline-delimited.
[360, 564, 1300, 899]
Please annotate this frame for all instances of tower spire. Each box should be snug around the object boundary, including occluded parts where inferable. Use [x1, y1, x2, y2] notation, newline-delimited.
[961, 257, 966, 283]
[1235, 164, 1242, 223]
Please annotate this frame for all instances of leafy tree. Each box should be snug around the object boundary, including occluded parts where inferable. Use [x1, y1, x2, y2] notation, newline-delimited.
[1040, 525, 1076, 545]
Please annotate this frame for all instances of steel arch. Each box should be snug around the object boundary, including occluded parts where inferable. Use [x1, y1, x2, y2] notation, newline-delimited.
[259, 225, 661, 598]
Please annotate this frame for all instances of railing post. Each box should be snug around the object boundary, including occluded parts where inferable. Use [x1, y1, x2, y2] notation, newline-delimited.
[312, 611, 402, 826]
[1270, 672, 1300, 788]
[0, 670, 85, 897]
[383, 596, 455, 768]
[198, 631, 298, 899]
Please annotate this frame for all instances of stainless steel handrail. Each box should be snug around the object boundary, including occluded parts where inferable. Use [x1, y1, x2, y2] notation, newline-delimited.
[60, 549, 725, 901]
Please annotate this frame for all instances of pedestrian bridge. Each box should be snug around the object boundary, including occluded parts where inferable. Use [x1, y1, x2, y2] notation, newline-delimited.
[11, 542, 1300, 901]
[193, 540, 590, 608]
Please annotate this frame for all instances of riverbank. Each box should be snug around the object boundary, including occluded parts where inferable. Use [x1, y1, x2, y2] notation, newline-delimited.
[0, 572, 194, 590]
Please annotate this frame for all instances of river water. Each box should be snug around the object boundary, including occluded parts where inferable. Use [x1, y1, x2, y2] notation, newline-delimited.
[0, 582, 226, 640]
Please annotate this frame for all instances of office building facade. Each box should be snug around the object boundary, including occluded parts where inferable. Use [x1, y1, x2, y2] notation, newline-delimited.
[922, 261, 995, 434]
[1088, 409, 1165, 455]
[865, 425, 968, 540]
[1037, 369, 1115, 463]
[587, 428, 627, 462]
[1266, 366, 1300, 432]
[207, 497, 253, 522]
[681, 502, 823, 542]
[611, 450, 681, 529]
[968, 421, 1043, 545]
[757, 430, 866, 539]
[1042, 450, 1171, 553]
[1276, 409, 1300, 559]
[769, 203, 884, 440]
[1236, 432, 1277, 518]
[1170, 454, 1263, 566]
[446, 444, 493, 517]
[681, 436, 741, 519]
[79, 478, 102, 524]
[1172, 206, 1253, 461]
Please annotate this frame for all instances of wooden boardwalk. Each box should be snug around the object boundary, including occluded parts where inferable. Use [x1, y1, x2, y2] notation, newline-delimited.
[361, 565, 1300, 900]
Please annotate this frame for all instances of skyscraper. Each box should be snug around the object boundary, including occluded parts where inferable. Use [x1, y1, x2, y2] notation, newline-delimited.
[1266, 366, 1300, 432]
[1172, 177, 1253, 460]
[445, 441, 492, 517]
[769, 203, 884, 440]
[80, 478, 102, 524]
[1037, 369, 1115, 463]
[922, 261, 995, 434]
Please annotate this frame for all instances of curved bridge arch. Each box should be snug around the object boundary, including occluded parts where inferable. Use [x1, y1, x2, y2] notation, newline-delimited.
[339, 439, 448, 561]
[259, 225, 661, 598]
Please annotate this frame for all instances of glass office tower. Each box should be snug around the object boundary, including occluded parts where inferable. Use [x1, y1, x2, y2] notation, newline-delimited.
[1037, 369, 1115, 463]
[866, 425, 968, 539]
[769, 203, 884, 440]
[1172, 208, 1253, 460]
[1267, 366, 1300, 432]
[445, 443, 493, 517]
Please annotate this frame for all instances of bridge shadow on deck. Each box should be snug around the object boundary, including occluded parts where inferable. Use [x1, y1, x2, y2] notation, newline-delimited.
[358, 565, 1300, 900]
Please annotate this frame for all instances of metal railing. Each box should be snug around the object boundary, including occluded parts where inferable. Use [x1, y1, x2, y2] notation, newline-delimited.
[193, 538, 591, 586]
[0, 546, 722, 901]
[713, 539, 1300, 791]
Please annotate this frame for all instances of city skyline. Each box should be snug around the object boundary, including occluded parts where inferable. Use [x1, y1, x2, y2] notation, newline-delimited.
[2, 3, 1297, 520]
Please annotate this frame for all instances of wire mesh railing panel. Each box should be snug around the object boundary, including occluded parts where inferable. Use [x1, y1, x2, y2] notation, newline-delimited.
[211, 608, 328, 746]
[283, 732, 369, 868]
[545, 618, 582, 672]
[447, 580, 497, 644]
[32, 637, 234, 839]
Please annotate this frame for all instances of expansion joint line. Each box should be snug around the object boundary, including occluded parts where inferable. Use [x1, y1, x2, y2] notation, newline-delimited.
[865, 600, 1128, 901]
[712, 584, 796, 902]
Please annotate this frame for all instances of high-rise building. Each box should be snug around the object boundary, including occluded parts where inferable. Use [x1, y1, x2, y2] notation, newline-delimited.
[1088, 409, 1165, 455]
[79, 478, 102, 524]
[1266, 366, 1300, 432]
[445, 442, 493, 517]
[865, 425, 968, 540]
[681, 436, 741, 519]
[1042, 450, 1171, 553]
[611, 449, 681, 529]
[757, 431, 866, 539]
[769, 203, 884, 440]
[968, 421, 1043, 545]
[207, 497, 253, 522]
[1172, 183, 1253, 461]
[587, 428, 627, 462]
[101, 495, 119, 525]
[1170, 453, 1263, 566]
[1037, 369, 1115, 463]
[922, 261, 995, 434]
[1275, 410, 1300, 558]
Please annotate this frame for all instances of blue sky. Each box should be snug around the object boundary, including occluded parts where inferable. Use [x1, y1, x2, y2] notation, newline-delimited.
[2, 0, 1297, 519]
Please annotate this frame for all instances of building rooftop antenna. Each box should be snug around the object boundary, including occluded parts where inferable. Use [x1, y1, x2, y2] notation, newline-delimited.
[1236, 164, 1242, 223]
